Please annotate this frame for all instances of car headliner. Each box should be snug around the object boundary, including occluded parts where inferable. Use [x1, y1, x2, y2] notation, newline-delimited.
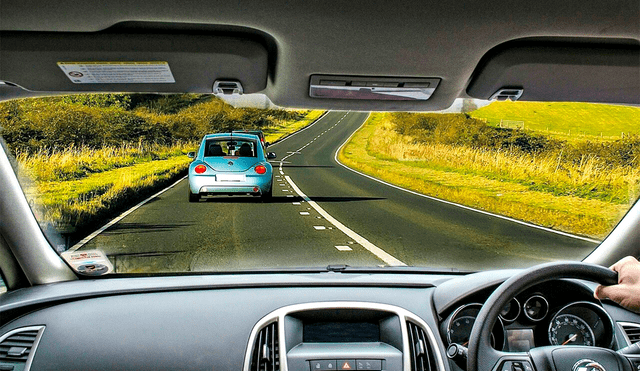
[0, 0, 638, 110]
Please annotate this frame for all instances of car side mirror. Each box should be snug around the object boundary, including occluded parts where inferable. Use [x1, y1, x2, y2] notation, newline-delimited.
[266, 152, 277, 159]
[187, 152, 196, 159]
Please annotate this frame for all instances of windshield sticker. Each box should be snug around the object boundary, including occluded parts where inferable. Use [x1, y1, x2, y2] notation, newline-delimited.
[57, 61, 175, 84]
[61, 250, 114, 276]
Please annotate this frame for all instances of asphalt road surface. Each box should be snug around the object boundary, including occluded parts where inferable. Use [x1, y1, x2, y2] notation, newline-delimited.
[80, 111, 597, 273]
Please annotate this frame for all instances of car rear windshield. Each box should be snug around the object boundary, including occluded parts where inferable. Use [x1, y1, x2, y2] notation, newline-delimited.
[204, 138, 257, 157]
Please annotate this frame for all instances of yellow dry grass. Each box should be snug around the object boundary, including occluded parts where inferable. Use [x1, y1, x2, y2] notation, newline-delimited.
[339, 114, 638, 238]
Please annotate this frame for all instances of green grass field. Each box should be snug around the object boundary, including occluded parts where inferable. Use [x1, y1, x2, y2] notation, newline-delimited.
[471, 101, 640, 140]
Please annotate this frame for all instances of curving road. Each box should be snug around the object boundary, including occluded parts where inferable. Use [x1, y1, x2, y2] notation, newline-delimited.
[79, 111, 597, 273]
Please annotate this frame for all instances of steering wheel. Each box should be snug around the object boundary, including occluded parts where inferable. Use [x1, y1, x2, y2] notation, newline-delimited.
[467, 261, 633, 371]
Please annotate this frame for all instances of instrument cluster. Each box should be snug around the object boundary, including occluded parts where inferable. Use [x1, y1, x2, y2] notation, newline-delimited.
[441, 285, 615, 352]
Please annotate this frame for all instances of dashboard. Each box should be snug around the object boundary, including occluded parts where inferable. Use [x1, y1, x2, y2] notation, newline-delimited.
[0, 269, 639, 371]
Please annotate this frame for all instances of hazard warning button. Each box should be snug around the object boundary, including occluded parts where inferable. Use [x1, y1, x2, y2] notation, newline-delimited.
[339, 360, 356, 370]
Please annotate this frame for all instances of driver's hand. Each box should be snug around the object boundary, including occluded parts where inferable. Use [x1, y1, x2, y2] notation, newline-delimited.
[594, 256, 640, 313]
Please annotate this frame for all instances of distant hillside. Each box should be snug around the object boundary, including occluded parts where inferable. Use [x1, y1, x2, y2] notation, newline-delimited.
[471, 101, 640, 140]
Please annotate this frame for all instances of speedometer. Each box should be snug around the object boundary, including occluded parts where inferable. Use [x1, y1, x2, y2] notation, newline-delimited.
[548, 314, 595, 346]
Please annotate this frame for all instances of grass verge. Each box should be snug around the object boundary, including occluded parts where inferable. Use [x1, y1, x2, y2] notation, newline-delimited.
[264, 110, 325, 144]
[338, 113, 638, 238]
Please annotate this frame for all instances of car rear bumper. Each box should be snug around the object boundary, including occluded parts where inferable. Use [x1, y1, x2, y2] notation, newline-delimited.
[189, 174, 272, 195]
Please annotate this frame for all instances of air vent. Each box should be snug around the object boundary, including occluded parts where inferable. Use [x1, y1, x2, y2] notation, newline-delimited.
[620, 322, 640, 344]
[249, 321, 279, 371]
[0, 326, 44, 370]
[407, 321, 436, 371]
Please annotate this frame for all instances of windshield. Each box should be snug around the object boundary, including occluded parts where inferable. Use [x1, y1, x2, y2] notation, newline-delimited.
[1, 94, 638, 274]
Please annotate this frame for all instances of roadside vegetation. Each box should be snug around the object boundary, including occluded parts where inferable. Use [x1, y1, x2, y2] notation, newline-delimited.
[339, 103, 640, 238]
[0, 94, 323, 235]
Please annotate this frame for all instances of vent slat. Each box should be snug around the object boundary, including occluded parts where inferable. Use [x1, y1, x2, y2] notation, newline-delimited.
[1, 340, 36, 347]
[270, 324, 276, 371]
[7, 335, 37, 341]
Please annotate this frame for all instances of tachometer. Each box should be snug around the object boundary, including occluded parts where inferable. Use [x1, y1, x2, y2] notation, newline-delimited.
[448, 315, 476, 346]
[445, 303, 504, 349]
[548, 314, 595, 346]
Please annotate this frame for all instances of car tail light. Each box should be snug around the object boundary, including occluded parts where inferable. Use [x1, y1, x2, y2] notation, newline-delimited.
[255, 165, 267, 174]
[194, 164, 207, 174]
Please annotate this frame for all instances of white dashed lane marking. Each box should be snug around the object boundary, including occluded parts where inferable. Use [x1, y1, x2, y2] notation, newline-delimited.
[276, 111, 406, 265]
[285, 175, 406, 266]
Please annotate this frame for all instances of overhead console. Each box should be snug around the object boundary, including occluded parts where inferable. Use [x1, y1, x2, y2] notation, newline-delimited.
[244, 302, 445, 371]
[0, 22, 272, 95]
[309, 75, 440, 101]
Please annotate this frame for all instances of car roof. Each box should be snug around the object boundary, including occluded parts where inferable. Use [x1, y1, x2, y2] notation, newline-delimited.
[0, 1, 638, 110]
[203, 133, 259, 140]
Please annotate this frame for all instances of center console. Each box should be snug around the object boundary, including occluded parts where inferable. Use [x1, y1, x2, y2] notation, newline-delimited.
[243, 302, 445, 371]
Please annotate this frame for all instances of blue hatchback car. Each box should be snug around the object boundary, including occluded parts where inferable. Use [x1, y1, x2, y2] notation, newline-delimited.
[188, 133, 276, 202]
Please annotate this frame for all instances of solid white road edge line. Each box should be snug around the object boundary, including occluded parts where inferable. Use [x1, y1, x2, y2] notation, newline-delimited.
[333, 113, 601, 244]
[285, 175, 407, 266]
[67, 175, 188, 252]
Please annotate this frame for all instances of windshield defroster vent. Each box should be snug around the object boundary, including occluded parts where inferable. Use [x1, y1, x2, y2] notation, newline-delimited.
[250, 321, 280, 371]
[406, 321, 436, 371]
[0, 326, 45, 370]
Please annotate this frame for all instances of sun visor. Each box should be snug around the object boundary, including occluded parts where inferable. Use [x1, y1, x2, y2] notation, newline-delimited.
[466, 39, 640, 104]
[0, 30, 269, 94]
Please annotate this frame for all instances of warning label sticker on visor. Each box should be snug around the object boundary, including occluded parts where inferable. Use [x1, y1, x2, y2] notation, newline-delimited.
[57, 61, 176, 84]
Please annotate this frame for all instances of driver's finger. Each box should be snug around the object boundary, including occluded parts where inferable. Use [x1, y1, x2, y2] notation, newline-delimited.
[594, 284, 629, 303]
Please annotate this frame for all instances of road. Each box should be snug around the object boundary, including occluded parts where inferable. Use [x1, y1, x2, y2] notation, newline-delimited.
[80, 111, 597, 273]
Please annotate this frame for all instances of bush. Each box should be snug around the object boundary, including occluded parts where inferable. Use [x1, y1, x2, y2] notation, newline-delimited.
[389, 112, 639, 169]
[0, 94, 309, 156]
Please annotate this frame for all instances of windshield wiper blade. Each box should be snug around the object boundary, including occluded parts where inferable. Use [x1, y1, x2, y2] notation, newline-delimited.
[323, 264, 473, 274]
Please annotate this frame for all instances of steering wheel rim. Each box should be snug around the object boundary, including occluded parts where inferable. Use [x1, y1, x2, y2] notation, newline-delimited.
[467, 261, 619, 371]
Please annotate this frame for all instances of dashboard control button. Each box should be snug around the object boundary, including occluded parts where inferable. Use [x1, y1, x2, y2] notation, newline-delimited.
[339, 360, 356, 370]
[356, 359, 381, 370]
[521, 361, 534, 371]
[500, 361, 512, 371]
[310, 360, 337, 370]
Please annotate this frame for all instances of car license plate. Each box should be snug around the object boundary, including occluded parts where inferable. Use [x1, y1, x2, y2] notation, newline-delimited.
[216, 174, 245, 182]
